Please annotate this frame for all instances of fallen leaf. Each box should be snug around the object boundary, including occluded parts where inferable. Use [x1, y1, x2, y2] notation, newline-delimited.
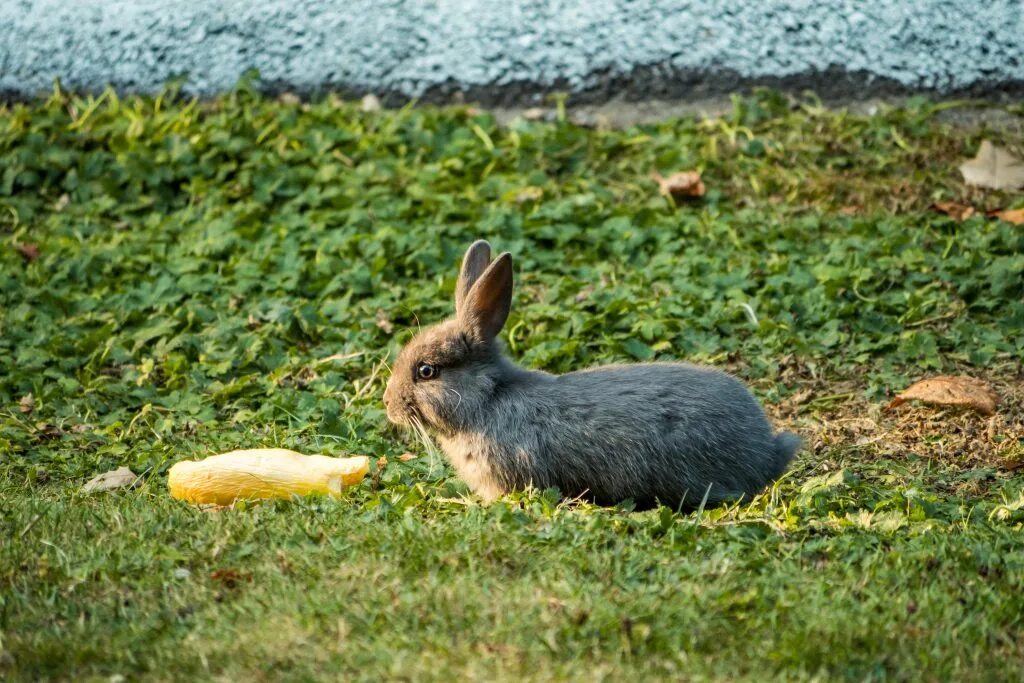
[397, 452, 417, 462]
[81, 467, 140, 493]
[33, 422, 62, 440]
[514, 187, 544, 204]
[15, 243, 40, 262]
[522, 107, 546, 121]
[210, 569, 251, 588]
[54, 193, 70, 211]
[19, 393, 34, 414]
[278, 92, 300, 105]
[931, 201, 975, 221]
[838, 205, 862, 216]
[376, 309, 394, 334]
[959, 141, 1024, 190]
[371, 455, 388, 490]
[888, 376, 999, 416]
[360, 94, 382, 113]
[988, 207, 1024, 225]
[651, 171, 706, 199]
[574, 286, 595, 304]
[780, 388, 814, 413]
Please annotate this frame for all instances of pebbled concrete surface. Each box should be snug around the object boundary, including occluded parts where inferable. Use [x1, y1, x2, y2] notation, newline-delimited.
[1, 0, 1023, 103]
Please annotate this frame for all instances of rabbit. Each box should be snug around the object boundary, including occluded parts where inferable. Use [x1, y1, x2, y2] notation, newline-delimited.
[382, 240, 800, 510]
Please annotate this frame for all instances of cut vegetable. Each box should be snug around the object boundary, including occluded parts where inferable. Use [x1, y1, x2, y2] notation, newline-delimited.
[168, 449, 369, 505]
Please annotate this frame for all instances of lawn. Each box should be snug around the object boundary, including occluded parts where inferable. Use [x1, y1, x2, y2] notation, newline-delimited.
[2, 83, 1023, 681]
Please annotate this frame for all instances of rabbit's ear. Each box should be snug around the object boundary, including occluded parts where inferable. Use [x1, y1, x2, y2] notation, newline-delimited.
[455, 240, 492, 315]
[460, 252, 513, 341]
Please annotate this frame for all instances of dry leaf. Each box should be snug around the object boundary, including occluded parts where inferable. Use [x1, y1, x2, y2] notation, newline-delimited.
[360, 94, 382, 113]
[888, 376, 999, 416]
[514, 187, 544, 204]
[574, 286, 595, 303]
[371, 455, 388, 489]
[959, 141, 1024, 190]
[838, 205, 861, 216]
[988, 207, 1024, 225]
[397, 452, 417, 462]
[15, 243, 40, 262]
[652, 171, 706, 199]
[278, 92, 300, 105]
[376, 309, 394, 334]
[19, 393, 34, 414]
[931, 201, 975, 221]
[522, 107, 546, 121]
[780, 388, 814, 414]
[54, 193, 70, 211]
[81, 467, 140, 493]
[210, 569, 251, 588]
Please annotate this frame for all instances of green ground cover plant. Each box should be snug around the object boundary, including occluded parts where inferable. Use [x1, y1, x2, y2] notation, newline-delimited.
[2, 83, 1023, 681]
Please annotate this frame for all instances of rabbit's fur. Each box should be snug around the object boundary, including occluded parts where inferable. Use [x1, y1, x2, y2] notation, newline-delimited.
[383, 240, 799, 509]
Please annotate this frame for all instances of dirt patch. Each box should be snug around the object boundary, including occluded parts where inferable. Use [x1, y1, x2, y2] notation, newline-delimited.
[768, 372, 1024, 472]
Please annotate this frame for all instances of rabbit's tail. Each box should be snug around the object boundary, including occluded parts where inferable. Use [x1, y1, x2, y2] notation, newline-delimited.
[770, 432, 801, 478]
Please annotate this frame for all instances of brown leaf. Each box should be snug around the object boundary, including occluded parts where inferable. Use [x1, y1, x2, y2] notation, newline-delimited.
[371, 455, 388, 489]
[988, 207, 1024, 225]
[959, 141, 1024, 190]
[81, 467, 140, 493]
[651, 171, 706, 199]
[19, 393, 34, 414]
[15, 243, 40, 262]
[779, 388, 814, 413]
[838, 205, 862, 216]
[514, 187, 544, 204]
[397, 452, 417, 462]
[522, 107, 546, 121]
[931, 201, 975, 222]
[210, 569, 251, 589]
[574, 286, 595, 304]
[888, 376, 999, 416]
[376, 309, 394, 334]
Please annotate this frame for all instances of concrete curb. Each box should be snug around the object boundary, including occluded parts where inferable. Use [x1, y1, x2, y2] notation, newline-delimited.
[2, 1, 1023, 103]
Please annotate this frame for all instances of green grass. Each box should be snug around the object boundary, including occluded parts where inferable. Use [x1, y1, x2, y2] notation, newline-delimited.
[2, 84, 1023, 681]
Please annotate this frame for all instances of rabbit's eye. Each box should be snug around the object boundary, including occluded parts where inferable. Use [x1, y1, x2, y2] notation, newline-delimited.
[416, 363, 437, 381]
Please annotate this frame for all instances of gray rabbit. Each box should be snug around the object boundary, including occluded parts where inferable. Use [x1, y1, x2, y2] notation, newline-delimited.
[383, 240, 799, 509]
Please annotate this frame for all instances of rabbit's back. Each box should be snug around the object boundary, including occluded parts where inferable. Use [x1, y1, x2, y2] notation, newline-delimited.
[473, 362, 793, 508]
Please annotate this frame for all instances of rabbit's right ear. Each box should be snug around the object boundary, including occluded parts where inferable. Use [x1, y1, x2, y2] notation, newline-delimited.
[455, 240, 492, 315]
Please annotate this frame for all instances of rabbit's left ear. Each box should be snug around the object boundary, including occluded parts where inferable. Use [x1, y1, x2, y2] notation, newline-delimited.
[455, 240, 492, 316]
[459, 252, 513, 341]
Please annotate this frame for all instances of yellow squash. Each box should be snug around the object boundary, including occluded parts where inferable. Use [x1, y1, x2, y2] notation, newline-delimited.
[168, 449, 369, 505]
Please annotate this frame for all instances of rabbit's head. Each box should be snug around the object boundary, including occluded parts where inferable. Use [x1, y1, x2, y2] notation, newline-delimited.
[383, 240, 513, 434]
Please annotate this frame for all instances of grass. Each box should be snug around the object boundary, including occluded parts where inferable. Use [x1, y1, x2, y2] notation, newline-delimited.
[2, 83, 1023, 681]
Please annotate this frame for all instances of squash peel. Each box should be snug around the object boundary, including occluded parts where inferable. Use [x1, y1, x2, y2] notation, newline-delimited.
[168, 449, 369, 505]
